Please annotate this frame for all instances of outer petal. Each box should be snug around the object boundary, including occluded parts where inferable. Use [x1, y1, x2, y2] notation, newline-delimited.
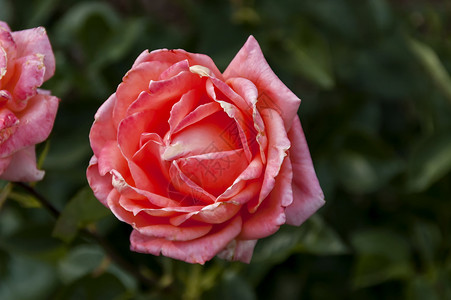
[133, 48, 223, 80]
[86, 156, 114, 206]
[135, 223, 213, 242]
[224, 36, 301, 129]
[0, 25, 16, 86]
[239, 157, 292, 240]
[285, 116, 325, 226]
[0, 146, 44, 181]
[0, 155, 12, 175]
[11, 54, 46, 105]
[130, 215, 242, 264]
[217, 239, 258, 263]
[0, 93, 59, 157]
[0, 21, 11, 32]
[248, 108, 290, 213]
[0, 47, 7, 81]
[89, 93, 117, 157]
[12, 27, 55, 81]
[113, 61, 171, 126]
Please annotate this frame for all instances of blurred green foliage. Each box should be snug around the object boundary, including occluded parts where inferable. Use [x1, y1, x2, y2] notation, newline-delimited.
[1, 0, 451, 299]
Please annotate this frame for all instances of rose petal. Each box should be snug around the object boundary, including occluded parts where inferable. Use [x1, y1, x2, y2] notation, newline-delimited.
[248, 108, 290, 213]
[0, 26, 16, 86]
[171, 101, 221, 135]
[117, 110, 166, 160]
[89, 93, 118, 157]
[11, 54, 46, 107]
[11, 26, 55, 81]
[0, 154, 11, 173]
[158, 59, 190, 80]
[217, 153, 263, 200]
[239, 157, 293, 240]
[224, 36, 301, 129]
[169, 160, 216, 204]
[96, 140, 127, 177]
[168, 89, 199, 134]
[131, 138, 169, 194]
[285, 115, 325, 226]
[125, 70, 201, 121]
[209, 76, 251, 116]
[130, 215, 242, 264]
[220, 181, 261, 205]
[167, 203, 229, 227]
[86, 156, 113, 206]
[111, 169, 181, 208]
[0, 47, 7, 81]
[0, 109, 19, 144]
[226, 77, 268, 162]
[165, 111, 239, 160]
[226, 77, 258, 115]
[119, 196, 202, 216]
[0, 93, 59, 157]
[0, 21, 11, 32]
[206, 79, 254, 162]
[133, 48, 223, 80]
[0, 146, 44, 181]
[113, 61, 171, 126]
[176, 149, 248, 196]
[136, 223, 213, 241]
[217, 239, 257, 263]
[190, 202, 241, 224]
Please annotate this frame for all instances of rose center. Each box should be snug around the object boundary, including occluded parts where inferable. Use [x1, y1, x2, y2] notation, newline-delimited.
[162, 111, 241, 161]
[162, 111, 247, 197]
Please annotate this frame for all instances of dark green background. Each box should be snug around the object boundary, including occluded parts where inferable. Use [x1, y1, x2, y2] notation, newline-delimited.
[0, 0, 450, 299]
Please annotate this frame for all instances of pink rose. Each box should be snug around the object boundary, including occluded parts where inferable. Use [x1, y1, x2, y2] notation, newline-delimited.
[87, 36, 324, 264]
[0, 21, 59, 182]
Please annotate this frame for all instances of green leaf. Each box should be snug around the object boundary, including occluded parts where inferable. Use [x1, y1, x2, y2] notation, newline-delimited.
[0, 254, 58, 300]
[26, 0, 60, 27]
[351, 228, 414, 288]
[297, 214, 350, 255]
[91, 18, 145, 69]
[406, 275, 441, 300]
[412, 220, 442, 266]
[407, 130, 451, 192]
[58, 245, 105, 284]
[37, 140, 51, 170]
[284, 39, 335, 89]
[246, 215, 348, 285]
[335, 132, 403, 194]
[0, 224, 64, 259]
[0, 182, 12, 210]
[407, 37, 451, 105]
[7, 191, 41, 208]
[367, 0, 392, 32]
[54, 2, 120, 46]
[53, 187, 110, 243]
[253, 215, 348, 265]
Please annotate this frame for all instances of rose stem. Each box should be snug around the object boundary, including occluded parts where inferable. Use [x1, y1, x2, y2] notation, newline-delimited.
[14, 182, 158, 288]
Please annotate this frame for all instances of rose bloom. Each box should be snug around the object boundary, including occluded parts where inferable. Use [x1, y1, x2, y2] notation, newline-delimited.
[0, 21, 59, 182]
[87, 36, 324, 264]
